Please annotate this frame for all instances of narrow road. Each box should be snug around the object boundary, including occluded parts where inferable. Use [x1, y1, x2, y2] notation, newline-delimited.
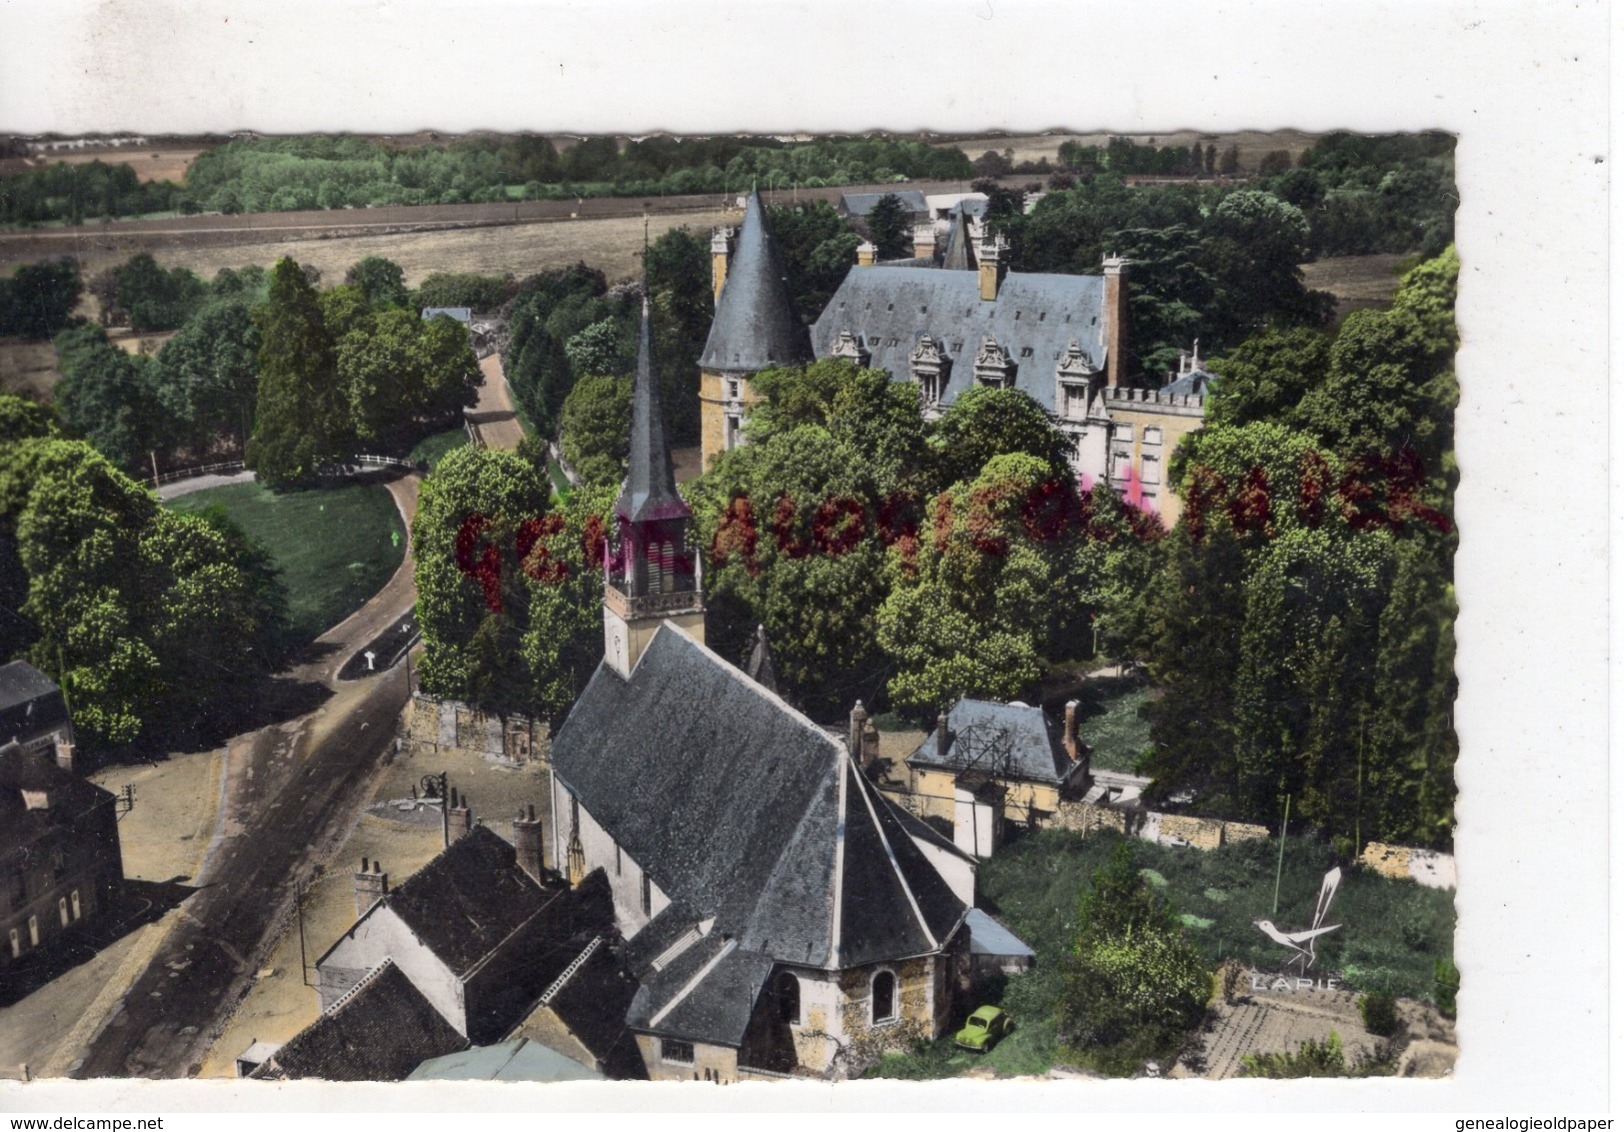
[71, 475, 421, 1078]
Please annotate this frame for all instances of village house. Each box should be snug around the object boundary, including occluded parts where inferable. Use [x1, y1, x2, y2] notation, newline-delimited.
[0, 660, 76, 763]
[0, 737, 123, 972]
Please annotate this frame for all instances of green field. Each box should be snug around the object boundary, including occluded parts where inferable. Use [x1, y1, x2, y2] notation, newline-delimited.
[408, 426, 469, 470]
[168, 480, 405, 645]
[866, 830, 1455, 1080]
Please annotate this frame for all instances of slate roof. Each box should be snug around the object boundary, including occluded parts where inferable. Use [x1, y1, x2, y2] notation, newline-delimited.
[940, 211, 977, 271]
[964, 907, 1036, 960]
[253, 961, 468, 1081]
[810, 266, 1109, 414]
[840, 190, 929, 217]
[549, 625, 969, 1046]
[526, 938, 647, 1079]
[421, 307, 472, 324]
[615, 297, 689, 524]
[698, 192, 813, 374]
[907, 698, 1077, 786]
[1161, 367, 1215, 398]
[406, 1038, 604, 1082]
[0, 661, 59, 713]
[380, 825, 569, 977]
[0, 741, 118, 852]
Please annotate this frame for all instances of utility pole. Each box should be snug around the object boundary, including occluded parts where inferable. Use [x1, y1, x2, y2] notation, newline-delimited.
[1272, 794, 1291, 916]
[296, 879, 310, 986]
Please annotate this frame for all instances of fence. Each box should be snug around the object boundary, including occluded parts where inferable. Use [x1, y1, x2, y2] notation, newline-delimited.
[152, 454, 421, 490]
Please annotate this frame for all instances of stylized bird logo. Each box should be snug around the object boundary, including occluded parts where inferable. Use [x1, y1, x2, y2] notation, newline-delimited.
[1254, 867, 1342, 972]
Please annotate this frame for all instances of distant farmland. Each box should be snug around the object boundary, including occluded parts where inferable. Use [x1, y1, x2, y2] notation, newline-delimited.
[939, 129, 1324, 172]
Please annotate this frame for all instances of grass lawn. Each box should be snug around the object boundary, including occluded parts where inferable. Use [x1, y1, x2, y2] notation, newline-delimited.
[168, 480, 406, 645]
[867, 829, 1455, 1080]
[1072, 678, 1154, 773]
[408, 427, 469, 470]
[546, 458, 572, 501]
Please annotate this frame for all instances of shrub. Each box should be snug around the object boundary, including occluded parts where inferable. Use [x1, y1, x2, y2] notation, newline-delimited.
[1359, 992, 1399, 1037]
[1434, 958, 1459, 1017]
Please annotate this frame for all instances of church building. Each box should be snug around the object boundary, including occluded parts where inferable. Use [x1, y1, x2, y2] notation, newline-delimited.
[551, 296, 996, 1080]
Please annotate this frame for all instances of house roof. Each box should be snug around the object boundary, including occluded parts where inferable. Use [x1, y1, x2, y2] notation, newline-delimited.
[906, 698, 1076, 786]
[615, 297, 689, 524]
[377, 825, 570, 978]
[810, 266, 1109, 414]
[523, 937, 647, 1080]
[549, 625, 969, 1046]
[421, 307, 472, 324]
[743, 624, 779, 694]
[405, 1038, 604, 1082]
[840, 190, 929, 217]
[964, 907, 1036, 959]
[0, 742, 117, 852]
[0, 661, 60, 713]
[698, 192, 813, 374]
[253, 961, 468, 1081]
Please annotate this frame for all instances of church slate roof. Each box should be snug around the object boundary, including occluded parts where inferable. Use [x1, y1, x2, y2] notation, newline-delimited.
[810, 267, 1109, 414]
[616, 297, 689, 524]
[698, 192, 813, 374]
[906, 698, 1077, 786]
[549, 625, 970, 1047]
[252, 961, 468, 1081]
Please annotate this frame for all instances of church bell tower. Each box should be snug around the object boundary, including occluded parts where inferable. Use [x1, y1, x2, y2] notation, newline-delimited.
[603, 295, 705, 679]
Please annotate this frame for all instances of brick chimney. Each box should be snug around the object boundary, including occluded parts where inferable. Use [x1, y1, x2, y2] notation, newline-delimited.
[710, 226, 735, 304]
[53, 737, 76, 775]
[848, 700, 869, 764]
[977, 233, 1009, 301]
[862, 717, 881, 768]
[446, 788, 473, 844]
[913, 224, 936, 262]
[1062, 699, 1092, 784]
[1103, 255, 1131, 388]
[354, 857, 388, 916]
[936, 712, 950, 759]
[512, 804, 545, 886]
[856, 240, 877, 267]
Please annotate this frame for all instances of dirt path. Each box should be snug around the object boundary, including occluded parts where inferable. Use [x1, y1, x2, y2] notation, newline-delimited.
[468, 354, 525, 451]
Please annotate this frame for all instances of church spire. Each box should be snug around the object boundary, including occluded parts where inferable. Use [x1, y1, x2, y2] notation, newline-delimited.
[615, 295, 688, 525]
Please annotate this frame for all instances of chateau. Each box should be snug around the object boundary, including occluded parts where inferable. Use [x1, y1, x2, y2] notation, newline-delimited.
[699, 192, 1212, 529]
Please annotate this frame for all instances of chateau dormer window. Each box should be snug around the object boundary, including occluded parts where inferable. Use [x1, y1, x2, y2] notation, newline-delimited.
[830, 327, 871, 368]
[909, 334, 950, 406]
[1054, 338, 1096, 419]
[973, 335, 1015, 389]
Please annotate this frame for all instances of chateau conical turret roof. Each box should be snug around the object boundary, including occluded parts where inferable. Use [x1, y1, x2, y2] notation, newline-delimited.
[698, 192, 813, 373]
[615, 296, 689, 524]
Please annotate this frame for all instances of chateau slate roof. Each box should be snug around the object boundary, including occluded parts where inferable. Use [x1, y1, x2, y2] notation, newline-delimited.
[252, 961, 468, 1081]
[381, 825, 569, 977]
[810, 266, 1109, 414]
[549, 625, 969, 1046]
[698, 192, 813, 374]
[840, 190, 930, 217]
[906, 698, 1076, 786]
[616, 297, 689, 524]
[1161, 368, 1215, 398]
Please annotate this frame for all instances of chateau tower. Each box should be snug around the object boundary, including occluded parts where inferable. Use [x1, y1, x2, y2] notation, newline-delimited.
[604, 296, 704, 679]
[697, 191, 813, 468]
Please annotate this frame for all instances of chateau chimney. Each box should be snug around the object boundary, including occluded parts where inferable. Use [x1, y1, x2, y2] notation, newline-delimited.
[53, 737, 76, 775]
[512, 804, 545, 886]
[848, 700, 869, 763]
[1103, 255, 1131, 388]
[1063, 700, 1081, 762]
[912, 225, 936, 262]
[710, 226, 736, 304]
[936, 712, 950, 759]
[447, 792, 473, 844]
[354, 857, 388, 916]
[862, 718, 881, 769]
[976, 233, 1009, 301]
[856, 240, 877, 267]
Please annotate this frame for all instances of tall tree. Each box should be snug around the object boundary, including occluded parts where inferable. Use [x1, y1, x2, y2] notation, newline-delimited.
[147, 297, 261, 451]
[247, 258, 347, 487]
[52, 324, 170, 474]
[0, 258, 81, 339]
[929, 385, 1074, 488]
[866, 193, 912, 261]
[558, 374, 632, 488]
[344, 256, 409, 307]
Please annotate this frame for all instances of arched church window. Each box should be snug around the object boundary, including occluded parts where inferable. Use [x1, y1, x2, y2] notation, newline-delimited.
[777, 971, 801, 1025]
[871, 970, 897, 1024]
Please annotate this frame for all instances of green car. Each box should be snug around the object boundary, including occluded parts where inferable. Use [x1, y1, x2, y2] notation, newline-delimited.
[954, 1005, 1015, 1051]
